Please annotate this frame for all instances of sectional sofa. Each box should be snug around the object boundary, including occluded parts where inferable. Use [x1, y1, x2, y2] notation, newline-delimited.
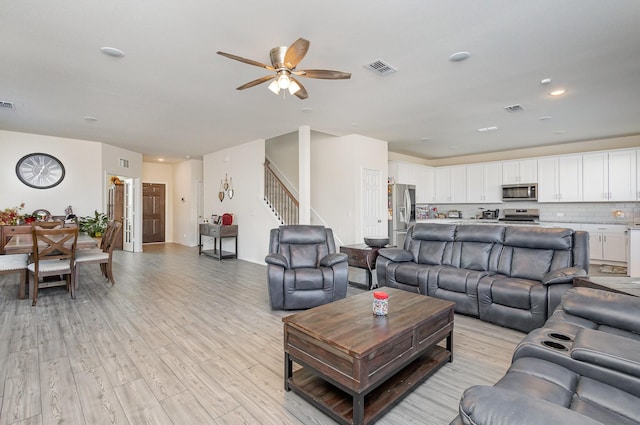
[451, 287, 640, 425]
[376, 223, 589, 332]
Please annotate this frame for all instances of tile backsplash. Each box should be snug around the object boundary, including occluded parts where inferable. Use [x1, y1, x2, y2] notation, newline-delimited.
[428, 201, 640, 225]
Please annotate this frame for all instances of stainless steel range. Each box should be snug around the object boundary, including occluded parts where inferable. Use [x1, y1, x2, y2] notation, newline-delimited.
[499, 208, 540, 224]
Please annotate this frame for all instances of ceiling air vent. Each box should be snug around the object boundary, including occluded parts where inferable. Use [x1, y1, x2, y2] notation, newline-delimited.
[0, 101, 15, 109]
[365, 59, 397, 76]
[504, 104, 525, 112]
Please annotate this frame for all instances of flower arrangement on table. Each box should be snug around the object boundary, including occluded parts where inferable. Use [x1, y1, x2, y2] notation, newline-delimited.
[0, 203, 26, 225]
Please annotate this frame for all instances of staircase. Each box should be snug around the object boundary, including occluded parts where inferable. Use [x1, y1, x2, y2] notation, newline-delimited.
[264, 159, 299, 225]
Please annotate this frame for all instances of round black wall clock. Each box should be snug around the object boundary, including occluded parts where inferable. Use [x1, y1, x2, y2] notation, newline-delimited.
[15, 153, 66, 189]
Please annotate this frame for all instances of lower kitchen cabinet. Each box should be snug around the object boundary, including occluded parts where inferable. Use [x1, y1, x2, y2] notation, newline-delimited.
[582, 224, 628, 263]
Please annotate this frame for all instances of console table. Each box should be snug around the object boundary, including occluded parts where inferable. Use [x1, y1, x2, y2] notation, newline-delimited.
[340, 244, 386, 290]
[199, 224, 238, 260]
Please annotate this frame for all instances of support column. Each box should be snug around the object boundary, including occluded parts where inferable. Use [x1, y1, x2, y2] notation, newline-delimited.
[298, 125, 311, 225]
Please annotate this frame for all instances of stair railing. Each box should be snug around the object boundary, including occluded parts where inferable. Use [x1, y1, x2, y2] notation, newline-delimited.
[264, 159, 299, 225]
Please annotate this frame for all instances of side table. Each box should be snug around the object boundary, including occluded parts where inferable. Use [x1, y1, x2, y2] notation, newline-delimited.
[573, 276, 640, 297]
[199, 224, 238, 260]
[339, 244, 387, 290]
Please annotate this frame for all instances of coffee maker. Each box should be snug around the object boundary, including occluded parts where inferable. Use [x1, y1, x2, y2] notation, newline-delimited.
[482, 209, 500, 219]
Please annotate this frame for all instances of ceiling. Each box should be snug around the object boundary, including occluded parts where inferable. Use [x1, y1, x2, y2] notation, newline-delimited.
[1, 0, 640, 163]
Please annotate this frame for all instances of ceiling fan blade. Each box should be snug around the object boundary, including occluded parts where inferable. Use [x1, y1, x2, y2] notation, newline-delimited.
[217, 51, 274, 71]
[294, 69, 351, 80]
[236, 75, 275, 90]
[290, 77, 309, 100]
[284, 38, 310, 69]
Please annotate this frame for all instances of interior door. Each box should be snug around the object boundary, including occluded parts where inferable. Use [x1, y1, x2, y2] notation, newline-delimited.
[122, 178, 135, 251]
[143, 183, 165, 243]
[361, 168, 385, 238]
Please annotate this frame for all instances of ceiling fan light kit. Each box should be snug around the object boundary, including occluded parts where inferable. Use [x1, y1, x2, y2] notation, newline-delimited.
[217, 38, 350, 99]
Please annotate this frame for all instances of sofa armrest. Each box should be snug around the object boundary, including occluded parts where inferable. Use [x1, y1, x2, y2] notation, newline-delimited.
[458, 386, 603, 425]
[320, 252, 348, 267]
[265, 253, 288, 269]
[541, 266, 587, 285]
[571, 328, 640, 379]
[562, 287, 640, 334]
[377, 247, 413, 262]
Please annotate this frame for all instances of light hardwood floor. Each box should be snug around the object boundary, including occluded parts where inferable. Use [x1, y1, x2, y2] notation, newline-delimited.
[0, 244, 525, 425]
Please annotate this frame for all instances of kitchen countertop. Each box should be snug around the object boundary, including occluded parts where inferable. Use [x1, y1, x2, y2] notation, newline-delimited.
[415, 218, 633, 228]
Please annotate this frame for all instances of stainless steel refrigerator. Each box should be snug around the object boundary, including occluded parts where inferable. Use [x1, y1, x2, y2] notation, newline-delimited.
[388, 183, 416, 248]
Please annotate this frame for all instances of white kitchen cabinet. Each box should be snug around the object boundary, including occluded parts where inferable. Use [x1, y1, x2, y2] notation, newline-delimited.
[389, 161, 418, 185]
[582, 224, 628, 263]
[537, 155, 582, 202]
[434, 166, 467, 203]
[415, 165, 435, 203]
[582, 150, 636, 201]
[502, 159, 538, 184]
[466, 162, 503, 203]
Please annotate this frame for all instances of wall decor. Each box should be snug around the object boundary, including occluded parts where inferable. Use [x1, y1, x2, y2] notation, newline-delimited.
[15, 152, 65, 189]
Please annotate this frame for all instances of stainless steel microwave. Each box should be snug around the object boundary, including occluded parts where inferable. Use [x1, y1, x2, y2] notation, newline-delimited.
[502, 184, 537, 201]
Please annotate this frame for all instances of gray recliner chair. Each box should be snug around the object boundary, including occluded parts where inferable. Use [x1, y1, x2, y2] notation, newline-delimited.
[265, 225, 348, 310]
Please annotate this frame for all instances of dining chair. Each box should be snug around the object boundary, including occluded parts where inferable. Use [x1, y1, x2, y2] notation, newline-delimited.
[27, 226, 79, 306]
[0, 254, 29, 299]
[32, 220, 65, 229]
[74, 220, 122, 289]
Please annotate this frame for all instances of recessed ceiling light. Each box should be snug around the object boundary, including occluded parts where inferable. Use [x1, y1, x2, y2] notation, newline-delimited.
[100, 46, 125, 58]
[449, 52, 471, 62]
[554, 130, 567, 135]
[83, 116, 97, 122]
[351, 122, 360, 126]
[158, 158, 165, 162]
[549, 89, 567, 96]
[477, 126, 499, 132]
[540, 78, 552, 85]
[420, 137, 431, 141]
[301, 107, 312, 113]
[538, 115, 552, 121]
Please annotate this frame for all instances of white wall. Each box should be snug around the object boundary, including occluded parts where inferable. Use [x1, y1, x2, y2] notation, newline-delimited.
[265, 131, 299, 192]
[1, 130, 102, 217]
[173, 159, 203, 246]
[204, 139, 281, 264]
[142, 162, 175, 243]
[311, 133, 388, 245]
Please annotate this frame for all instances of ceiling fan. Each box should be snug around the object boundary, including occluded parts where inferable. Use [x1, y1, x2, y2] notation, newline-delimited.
[217, 38, 351, 100]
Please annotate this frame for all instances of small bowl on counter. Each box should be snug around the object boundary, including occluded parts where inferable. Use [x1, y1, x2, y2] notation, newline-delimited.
[364, 237, 389, 247]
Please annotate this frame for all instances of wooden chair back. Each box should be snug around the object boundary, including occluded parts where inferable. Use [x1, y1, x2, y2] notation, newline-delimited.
[31, 227, 79, 264]
[102, 220, 123, 253]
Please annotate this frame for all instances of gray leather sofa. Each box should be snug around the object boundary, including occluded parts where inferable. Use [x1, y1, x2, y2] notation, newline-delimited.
[376, 223, 589, 332]
[451, 287, 640, 425]
[265, 225, 348, 310]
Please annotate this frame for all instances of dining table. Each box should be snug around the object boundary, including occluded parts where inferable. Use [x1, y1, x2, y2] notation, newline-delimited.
[4, 232, 98, 255]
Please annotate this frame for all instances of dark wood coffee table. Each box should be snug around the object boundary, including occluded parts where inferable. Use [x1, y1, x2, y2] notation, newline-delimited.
[573, 275, 640, 297]
[282, 288, 455, 425]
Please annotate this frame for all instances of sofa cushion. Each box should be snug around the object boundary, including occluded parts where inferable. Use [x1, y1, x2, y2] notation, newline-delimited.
[500, 246, 553, 281]
[504, 227, 574, 250]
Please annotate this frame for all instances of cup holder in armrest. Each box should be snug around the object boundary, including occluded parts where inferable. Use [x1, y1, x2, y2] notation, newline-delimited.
[541, 340, 569, 351]
[546, 332, 573, 342]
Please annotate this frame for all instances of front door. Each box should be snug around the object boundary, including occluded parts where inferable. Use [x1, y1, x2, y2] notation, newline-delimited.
[143, 183, 165, 243]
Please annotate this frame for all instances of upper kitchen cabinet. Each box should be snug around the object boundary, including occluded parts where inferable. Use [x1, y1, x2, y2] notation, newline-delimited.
[466, 162, 503, 203]
[389, 161, 417, 185]
[502, 159, 537, 184]
[537, 155, 582, 202]
[415, 165, 435, 203]
[582, 150, 636, 202]
[434, 166, 467, 203]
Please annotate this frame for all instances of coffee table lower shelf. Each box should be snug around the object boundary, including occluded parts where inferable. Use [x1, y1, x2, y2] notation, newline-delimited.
[287, 345, 450, 425]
